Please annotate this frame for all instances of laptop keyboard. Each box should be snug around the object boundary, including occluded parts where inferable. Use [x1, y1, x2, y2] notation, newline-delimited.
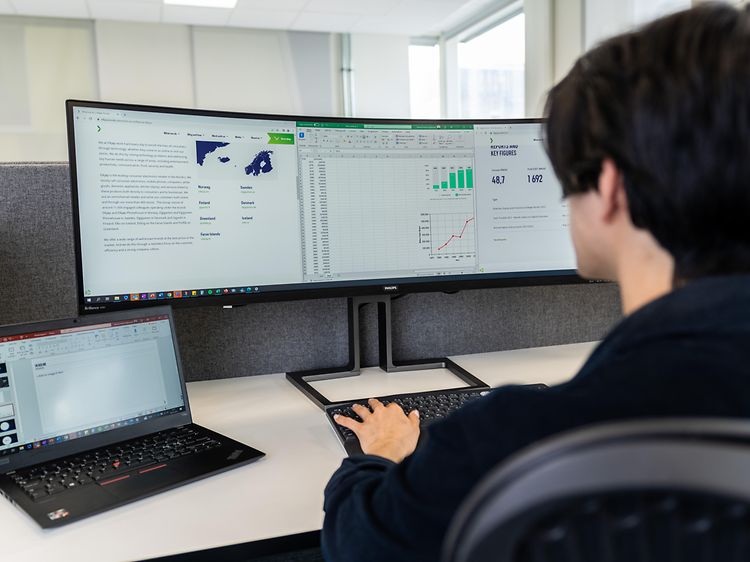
[9, 425, 222, 502]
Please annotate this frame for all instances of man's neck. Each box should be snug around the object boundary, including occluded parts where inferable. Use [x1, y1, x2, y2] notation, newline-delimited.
[615, 236, 675, 316]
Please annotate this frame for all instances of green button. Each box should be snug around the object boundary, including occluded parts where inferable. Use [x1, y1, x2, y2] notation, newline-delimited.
[267, 133, 295, 144]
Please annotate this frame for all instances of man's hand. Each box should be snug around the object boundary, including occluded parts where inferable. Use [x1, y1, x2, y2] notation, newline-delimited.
[335, 398, 420, 463]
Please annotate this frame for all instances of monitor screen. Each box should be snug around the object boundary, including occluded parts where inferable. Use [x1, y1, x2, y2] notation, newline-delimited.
[67, 101, 578, 313]
[0, 314, 186, 461]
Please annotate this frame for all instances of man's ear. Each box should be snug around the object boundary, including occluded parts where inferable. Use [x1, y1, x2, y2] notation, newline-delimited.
[597, 158, 627, 223]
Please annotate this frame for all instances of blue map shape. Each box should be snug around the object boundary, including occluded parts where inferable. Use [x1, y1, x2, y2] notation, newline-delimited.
[196, 141, 229, 166]
[245, 150, 274, 176]
[197, 142, 275, 177]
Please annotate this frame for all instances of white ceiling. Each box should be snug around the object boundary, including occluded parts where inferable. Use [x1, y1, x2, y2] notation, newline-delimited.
[0, 0, 501, 36]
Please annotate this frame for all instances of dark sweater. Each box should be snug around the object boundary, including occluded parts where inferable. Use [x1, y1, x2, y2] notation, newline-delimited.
[322, 275, 750, 562]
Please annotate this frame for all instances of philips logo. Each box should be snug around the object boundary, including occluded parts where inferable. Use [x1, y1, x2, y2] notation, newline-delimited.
[383, 286, 399, 292]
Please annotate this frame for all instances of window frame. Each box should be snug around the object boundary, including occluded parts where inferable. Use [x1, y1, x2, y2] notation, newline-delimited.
[438, 0, 524, 118]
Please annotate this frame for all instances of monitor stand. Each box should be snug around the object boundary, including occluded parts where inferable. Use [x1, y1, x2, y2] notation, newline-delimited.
[285, 295, 489, 409]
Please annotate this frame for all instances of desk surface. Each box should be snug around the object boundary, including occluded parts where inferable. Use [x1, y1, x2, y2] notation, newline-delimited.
[2, 341, 597, 562]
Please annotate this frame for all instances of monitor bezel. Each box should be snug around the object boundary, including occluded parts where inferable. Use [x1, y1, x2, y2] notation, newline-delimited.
[0, 306, 192, 472]
[66, 99, 585, 315]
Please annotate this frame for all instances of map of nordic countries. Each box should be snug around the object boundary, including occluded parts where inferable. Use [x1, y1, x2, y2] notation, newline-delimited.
[195, 140, 274, 176]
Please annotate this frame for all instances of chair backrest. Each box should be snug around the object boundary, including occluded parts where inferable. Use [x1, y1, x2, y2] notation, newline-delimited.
[442, 418, 750, 562]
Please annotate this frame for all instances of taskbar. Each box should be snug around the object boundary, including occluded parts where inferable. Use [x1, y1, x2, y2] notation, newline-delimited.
[0, 406, 186, 458]
[85, 286, 262, 305]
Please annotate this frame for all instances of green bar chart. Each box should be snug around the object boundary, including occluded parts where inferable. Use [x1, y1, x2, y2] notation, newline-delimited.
[431, 164, 473, 192]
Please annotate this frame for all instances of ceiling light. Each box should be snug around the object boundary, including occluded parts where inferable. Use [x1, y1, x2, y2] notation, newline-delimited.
[164, 0, 238, 8]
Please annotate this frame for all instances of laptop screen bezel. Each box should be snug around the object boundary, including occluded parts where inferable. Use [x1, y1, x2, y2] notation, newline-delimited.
[0, 305, 192, 473]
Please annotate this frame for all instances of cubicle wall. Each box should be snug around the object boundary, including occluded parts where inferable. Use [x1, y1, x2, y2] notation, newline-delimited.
[0, 163, 622, 381]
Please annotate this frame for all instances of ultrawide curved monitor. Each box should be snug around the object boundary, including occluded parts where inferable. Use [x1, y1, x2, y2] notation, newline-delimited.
[66, 100, 580, 314]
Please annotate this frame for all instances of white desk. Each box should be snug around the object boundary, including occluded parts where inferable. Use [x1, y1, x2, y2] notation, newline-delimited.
[1, 341, 597, 562]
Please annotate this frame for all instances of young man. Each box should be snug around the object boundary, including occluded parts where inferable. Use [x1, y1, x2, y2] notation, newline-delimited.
[322, 4, 750, 561]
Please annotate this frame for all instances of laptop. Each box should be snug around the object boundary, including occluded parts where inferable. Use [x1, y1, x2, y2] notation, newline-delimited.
[0, 306, 264, 528]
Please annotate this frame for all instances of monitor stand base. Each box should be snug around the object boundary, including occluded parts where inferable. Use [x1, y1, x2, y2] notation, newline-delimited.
[286, 296, 489, 409]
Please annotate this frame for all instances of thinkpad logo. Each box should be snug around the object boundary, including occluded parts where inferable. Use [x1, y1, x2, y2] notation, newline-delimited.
[47, 508, 70, 521]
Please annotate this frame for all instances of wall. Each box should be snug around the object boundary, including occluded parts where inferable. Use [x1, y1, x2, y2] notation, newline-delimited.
[553, 0, 583, 83]
[524, 0, 553, 117]
[0, 15, 340, 163]
[192, 26, 303, 114]
[94, 20, 195, 108]
[584, 0, 692, 49]
[350, 33, 411, 118]
[0, 17, 98, 162]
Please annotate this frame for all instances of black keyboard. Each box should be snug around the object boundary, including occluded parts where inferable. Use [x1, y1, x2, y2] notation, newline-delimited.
[326, 388, 490, 456]
[9, 425, 222, 502]
[327, 384, 548, 456]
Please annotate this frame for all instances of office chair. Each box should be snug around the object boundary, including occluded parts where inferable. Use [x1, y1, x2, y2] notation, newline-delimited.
[442, 418, 750, 562]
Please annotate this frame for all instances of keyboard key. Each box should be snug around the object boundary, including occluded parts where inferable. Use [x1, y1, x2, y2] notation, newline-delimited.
[46, 483, 65, 495]
[27, 489, 47, 501]
[21, 478, 43, 490]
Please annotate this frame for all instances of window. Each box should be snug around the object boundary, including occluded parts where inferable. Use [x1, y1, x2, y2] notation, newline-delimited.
[457, 12, 525, 119]
[408, 44, 440, 119]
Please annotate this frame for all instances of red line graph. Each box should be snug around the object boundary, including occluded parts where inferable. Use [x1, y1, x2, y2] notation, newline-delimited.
[436, 217, 475, 251]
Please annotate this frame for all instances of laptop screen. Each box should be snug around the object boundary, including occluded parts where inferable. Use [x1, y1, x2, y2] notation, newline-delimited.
[0, 314, 186, 460]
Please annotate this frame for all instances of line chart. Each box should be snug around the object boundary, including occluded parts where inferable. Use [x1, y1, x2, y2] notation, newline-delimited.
[430, 214, 476, 256]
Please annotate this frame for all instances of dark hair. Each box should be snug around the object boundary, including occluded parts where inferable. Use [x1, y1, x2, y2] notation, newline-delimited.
[545, 3, 750, 280]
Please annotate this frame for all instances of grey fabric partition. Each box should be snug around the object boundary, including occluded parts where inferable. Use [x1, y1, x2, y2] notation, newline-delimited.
[0, 163, 622, 382]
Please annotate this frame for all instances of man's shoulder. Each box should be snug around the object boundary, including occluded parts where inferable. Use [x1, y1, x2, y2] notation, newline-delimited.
[591, 276, 750, 368]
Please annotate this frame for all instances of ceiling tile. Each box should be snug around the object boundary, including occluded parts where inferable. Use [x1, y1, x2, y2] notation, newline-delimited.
[10, 0, 90, 18]
[87, 0, 161, 22]
[434, 0, 499, 32]
[291, 11, 360, 32]
[303, 0, 398, 17]
[389, 0, 466, 20]
[235, 0, 307, 10]
[228, 9, 298, 30]
[385, 0, 470, 35]
[352, 16, 425, 36]
[162, 4, 232, 26]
